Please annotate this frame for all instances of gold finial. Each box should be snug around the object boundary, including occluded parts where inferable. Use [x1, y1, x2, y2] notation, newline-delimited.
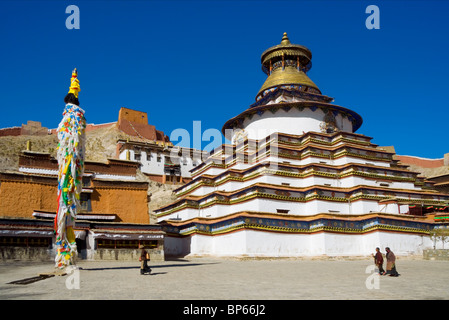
[281, 32, 291, 45]
[68, 68, 81, 98]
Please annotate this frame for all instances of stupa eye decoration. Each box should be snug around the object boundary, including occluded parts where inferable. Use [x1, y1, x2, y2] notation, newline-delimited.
[232, 129, 248, 144]
[320, 110, 339, 134]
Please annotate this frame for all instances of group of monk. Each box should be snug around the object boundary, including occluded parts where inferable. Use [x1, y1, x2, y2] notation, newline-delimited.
[372, 247, 400, 277]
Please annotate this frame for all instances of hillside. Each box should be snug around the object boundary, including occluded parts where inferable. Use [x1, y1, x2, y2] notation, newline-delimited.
[0, 124, 178, 223]
[379, 146, 449, 179]
[0, 133, 58, 171]
[403, 164, 449, 179]
[0, 124, 123, 170]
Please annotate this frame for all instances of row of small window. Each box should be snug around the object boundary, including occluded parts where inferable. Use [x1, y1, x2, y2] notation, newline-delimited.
[0, 237, 160, 249]
[96, 239, 158, 249]
[134, 153, 198, 166]
[0, 237, 52, 247]
[134, 153, 163, 162]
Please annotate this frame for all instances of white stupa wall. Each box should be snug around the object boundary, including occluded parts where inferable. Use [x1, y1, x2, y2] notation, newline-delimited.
[157, 197, 392, 221]
[269, 155, 392, 168]
[163, 229, 434, 257]
[339, 176, 420, 190]
[235, 107, 354, 141]
[184, 174, 420, 198]
[190, 154, 393, 182]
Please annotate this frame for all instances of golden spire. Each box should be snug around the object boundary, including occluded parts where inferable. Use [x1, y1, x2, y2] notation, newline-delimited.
[280, 32, 291, 45]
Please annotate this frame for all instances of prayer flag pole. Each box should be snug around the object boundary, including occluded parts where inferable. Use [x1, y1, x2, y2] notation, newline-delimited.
[54, 68, 86, 269]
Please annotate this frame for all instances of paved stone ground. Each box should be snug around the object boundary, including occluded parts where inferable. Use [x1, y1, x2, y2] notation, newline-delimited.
[0, 256, 448, 300]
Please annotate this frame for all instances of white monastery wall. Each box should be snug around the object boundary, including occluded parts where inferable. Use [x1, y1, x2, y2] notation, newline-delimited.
[119, 149, 197, 177]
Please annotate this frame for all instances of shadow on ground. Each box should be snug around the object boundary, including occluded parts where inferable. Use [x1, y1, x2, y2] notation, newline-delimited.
[80, 261, 220, 271]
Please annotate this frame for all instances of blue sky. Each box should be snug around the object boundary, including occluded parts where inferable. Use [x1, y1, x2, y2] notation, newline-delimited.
[0, 0, 448, 158]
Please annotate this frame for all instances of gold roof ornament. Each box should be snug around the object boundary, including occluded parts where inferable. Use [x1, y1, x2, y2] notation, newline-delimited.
[280, 32, 291, 45]
[256, 33, 320, 99]
[260, 33, 312, 69]
[68, 68, 81, 98]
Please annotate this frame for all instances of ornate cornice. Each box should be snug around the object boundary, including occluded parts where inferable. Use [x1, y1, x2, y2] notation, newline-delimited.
[160, 211, 435, 237]
[175, 162, 427, 198]
[155, 182, 449, 217]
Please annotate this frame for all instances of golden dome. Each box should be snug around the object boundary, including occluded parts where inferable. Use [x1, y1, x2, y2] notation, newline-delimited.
[258, 66, 319, 94]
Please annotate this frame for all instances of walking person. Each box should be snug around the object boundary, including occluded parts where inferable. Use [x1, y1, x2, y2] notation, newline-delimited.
[139, 245, 152, 275]
[385, 247, 399, 277]
[372, 247, 385, 275]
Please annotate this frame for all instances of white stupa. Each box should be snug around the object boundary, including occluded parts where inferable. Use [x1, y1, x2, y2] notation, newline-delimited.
[155, 33, 449, 257]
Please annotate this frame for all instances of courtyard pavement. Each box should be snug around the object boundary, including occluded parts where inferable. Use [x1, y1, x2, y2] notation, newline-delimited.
[1, 256, 448, 302]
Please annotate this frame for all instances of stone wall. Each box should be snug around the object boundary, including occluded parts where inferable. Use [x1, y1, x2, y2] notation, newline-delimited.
[0, 247, 54, 261]
[423, 249, 449, 260]
[0, 121, 49, 137]
[0, 127, 22, 137]
[0, 170, 150, 224]
[1, 247, 165, 262]
[395, 155, 445, 168]
[90, 185, 150, 224]
[92, 248, 165, 261]
[21, 121, 48, 136]
[0, 175, 57, 218]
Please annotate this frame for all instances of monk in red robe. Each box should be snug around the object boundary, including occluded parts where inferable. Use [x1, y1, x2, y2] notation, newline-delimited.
[372, 247, 385, 275]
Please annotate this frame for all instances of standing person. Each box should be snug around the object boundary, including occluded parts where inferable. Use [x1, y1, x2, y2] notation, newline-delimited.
[372, 247, 385, 275]
[139, 245, 151, 275]
[385, 247, 399, 277]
